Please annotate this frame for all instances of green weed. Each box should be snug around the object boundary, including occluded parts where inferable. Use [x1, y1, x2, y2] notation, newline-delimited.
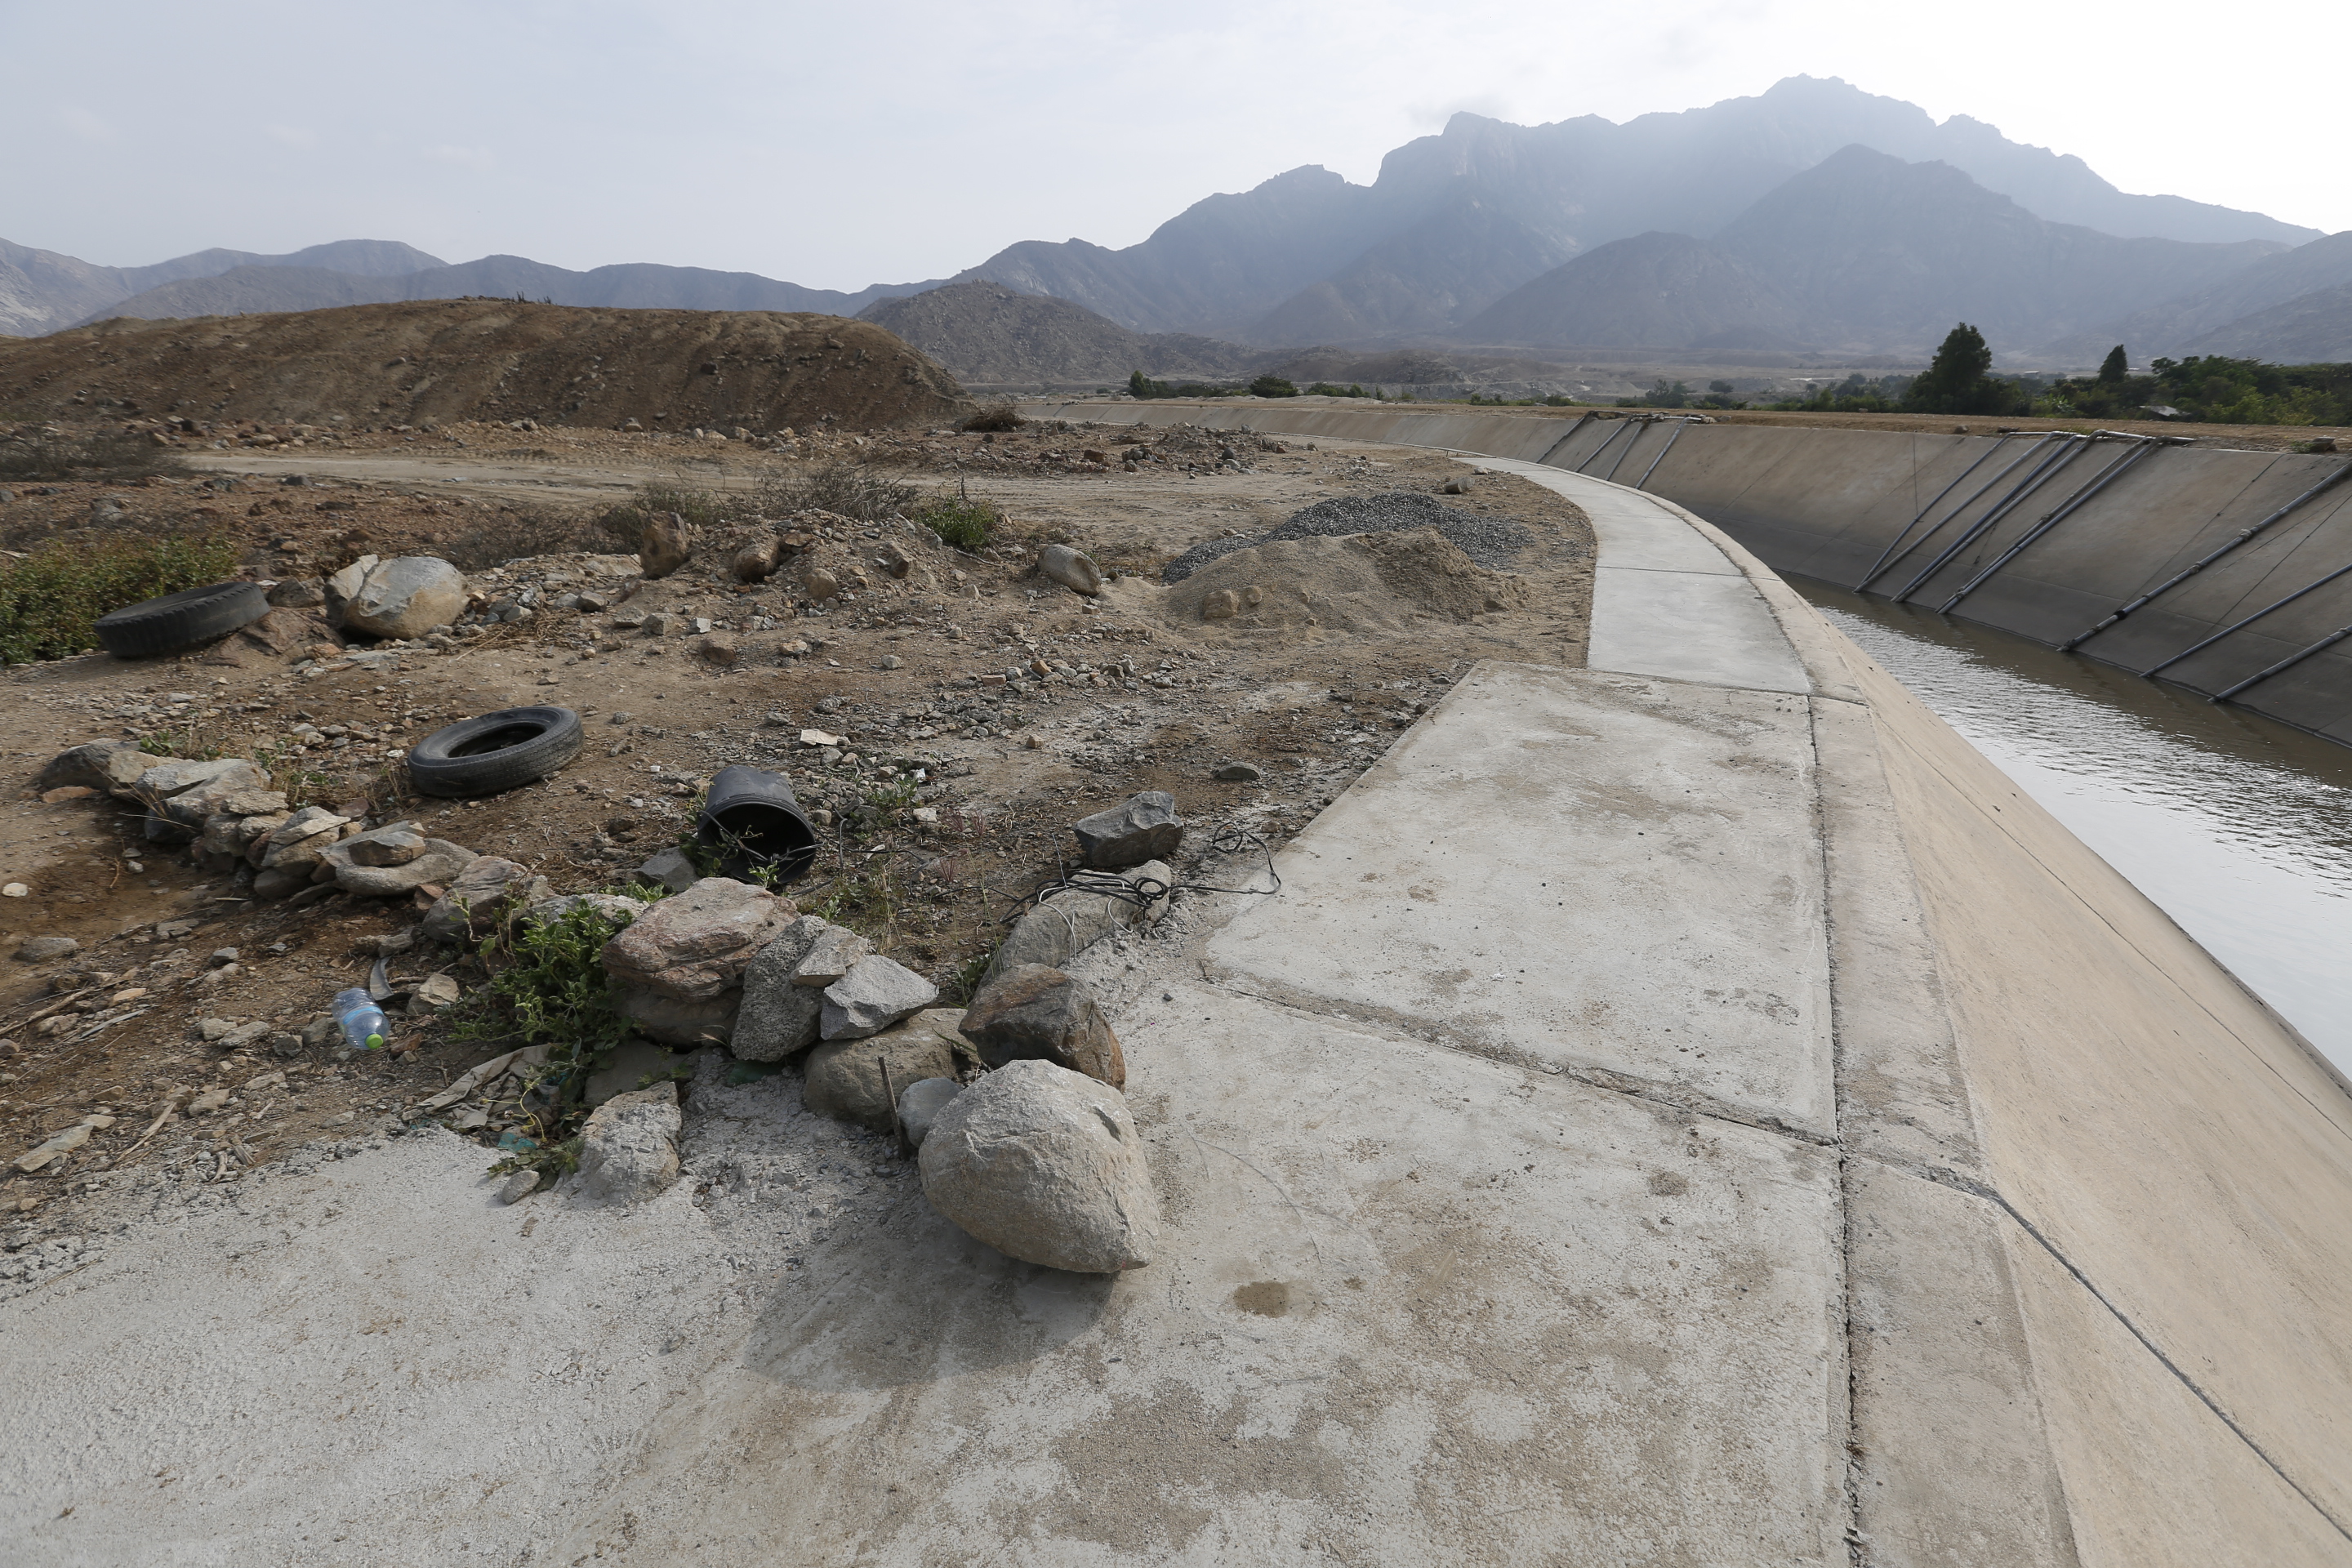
[911, 491, 998, 551]
[0, 533, 241, 665]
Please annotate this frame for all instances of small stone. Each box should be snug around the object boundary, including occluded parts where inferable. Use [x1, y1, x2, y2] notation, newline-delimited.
[733, 536, 782, 581]
[1071, 791, 1183, 870]
[1200, 589, 1240, 621]
[421, 857, 552, 943]
[324, 836, 476, 898]
[897, 1077, 961, 1151]
[631, 845, 699, 895]
[793, 925, 872, 987]
[14, 937, 77, 962]
[408, 973, 462, 1014]
[802, 1009, 960, 1132]
[36, 742, 153, 798]
[1038, 544, 1103, 596]
[640, 612, 681, 637]
[268, 1031, 304, 1058]
[878, 654, 902, 670]
[820, 956, 941, 1040]
[346, 826, 426, 866]
[731, 916, 830, 1062]
[696, 634, 741, 665]
[1441, 474, 1476, 495]
[39, 786, 95, 804]
[1213, 761, 1263, 782]
[804, 568, 840, 601]
[577, 1081, 681, 1202]
[918, 1058, 1159, 1274]
[600, 876, 793, 1004]
[496, 1169, 541, 1205]
[960, 964, 1125, 1088]
[0, 884, 24, 899]
[208, 947, 238, 967]
[265, 577, 327, 610]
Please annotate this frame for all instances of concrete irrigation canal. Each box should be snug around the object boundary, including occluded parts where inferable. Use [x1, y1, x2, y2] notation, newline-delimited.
[9, 400, 2350, 1564]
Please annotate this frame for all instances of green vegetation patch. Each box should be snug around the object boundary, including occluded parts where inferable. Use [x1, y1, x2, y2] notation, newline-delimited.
[0, 533, 241, 665]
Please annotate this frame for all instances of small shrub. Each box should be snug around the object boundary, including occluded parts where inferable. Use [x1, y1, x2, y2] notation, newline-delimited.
[756, 461, 918, 523]
[0, 533, 241, 665]
[595, 481, 754, 546]
[911, 491, 998, 550]
[957, 401, 1027, 433]
[434, 506, 604, 570]
[1250, 375, 1298, 398]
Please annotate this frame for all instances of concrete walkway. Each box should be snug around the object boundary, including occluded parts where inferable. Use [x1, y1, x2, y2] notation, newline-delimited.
[11, 424, 2352, 1565]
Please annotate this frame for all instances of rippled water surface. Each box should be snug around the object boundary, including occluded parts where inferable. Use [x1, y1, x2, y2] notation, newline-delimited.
[1797, 580, 2352, 1076]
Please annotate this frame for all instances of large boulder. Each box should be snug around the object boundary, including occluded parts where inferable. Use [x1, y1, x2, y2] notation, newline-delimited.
[919, 1058, 1159, 1273]
[135, 757, 270, 802]
[820, 955, 940, 1040]
[342, 556, 469, 639]
[731, 915, 831, 1062]
[639, 513, 692, 579]
[802, 1008, 963, 1133]
[36, 742, 152, 798]
[577, 1081, 681, 1203]
[984, 859, 1168, 984]
[960, 964, 1125, 1089]
[323, 555, 379, 627]
[1071, 791, 1183, 870]
[421, 856, 552, 943]
[1038, 543, 1102, 597]
[600, 877, 794, 1002]
[159, 763, 279, 828]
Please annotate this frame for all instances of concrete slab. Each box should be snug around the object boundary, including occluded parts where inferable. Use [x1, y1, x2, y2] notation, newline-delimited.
[556, 981, 1847, 1565]
[1205, 661, 1835, 1136]
[1466, 456, 1813, 694]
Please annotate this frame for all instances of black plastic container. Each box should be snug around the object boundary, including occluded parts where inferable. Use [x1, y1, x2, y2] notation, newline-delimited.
[696, 765, 821, 887]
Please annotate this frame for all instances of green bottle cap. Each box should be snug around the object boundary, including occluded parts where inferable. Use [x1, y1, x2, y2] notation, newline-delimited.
[365, 1034, 385, 1049]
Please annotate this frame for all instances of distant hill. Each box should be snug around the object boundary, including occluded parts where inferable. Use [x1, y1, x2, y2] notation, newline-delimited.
[0, 237, 445, 336]
[951, 75, 2317, 342]
[2038, 230, 2352, 365]
[1459, 232, 1802, 349]
[0, 299, 967, 430]
[69, 254, 945, 329]
[856, 280, 1258, 386]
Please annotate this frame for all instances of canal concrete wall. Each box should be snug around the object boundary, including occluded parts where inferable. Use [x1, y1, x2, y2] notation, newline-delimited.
[1030, 400, 2352, 747]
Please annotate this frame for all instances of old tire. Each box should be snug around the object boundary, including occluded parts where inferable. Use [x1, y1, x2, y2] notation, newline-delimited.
[93, 581, 268, 657]
[407, 706, 583, 797]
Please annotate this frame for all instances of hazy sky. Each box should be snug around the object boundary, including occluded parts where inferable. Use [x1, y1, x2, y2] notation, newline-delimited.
[7, 0, 2343, 288]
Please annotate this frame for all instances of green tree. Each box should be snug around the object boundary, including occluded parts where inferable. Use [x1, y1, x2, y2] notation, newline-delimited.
[1904, 323, 2016, 416]
[2097, 345, 2129, 385]
[1249, 375, 1298, 398]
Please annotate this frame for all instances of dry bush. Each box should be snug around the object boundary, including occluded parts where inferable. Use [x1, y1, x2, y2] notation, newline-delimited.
[956, 401, 1027, 433]
[0, 429, 180, 485]
[755, 461, 918, 523]
[431, 506, 609, 570]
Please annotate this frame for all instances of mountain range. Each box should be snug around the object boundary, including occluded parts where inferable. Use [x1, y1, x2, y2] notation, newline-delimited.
[7, 76, 2348, 368]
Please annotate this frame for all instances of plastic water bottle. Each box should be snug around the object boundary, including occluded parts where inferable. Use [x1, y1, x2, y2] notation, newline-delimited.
[332, 987, 390, 1051]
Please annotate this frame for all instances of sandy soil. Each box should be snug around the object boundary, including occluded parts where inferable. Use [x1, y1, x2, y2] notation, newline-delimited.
[0, 416, 1591, 1253]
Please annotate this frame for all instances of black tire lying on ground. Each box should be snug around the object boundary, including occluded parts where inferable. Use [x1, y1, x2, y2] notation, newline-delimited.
[407, 706, 584, 797]
[94, 581, 270, 657]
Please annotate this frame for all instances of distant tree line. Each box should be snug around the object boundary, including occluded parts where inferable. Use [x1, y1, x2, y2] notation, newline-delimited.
[1129, 370, 1396, 400]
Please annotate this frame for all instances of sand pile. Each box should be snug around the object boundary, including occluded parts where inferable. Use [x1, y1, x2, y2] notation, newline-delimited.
[1163, 527, 1532, 639]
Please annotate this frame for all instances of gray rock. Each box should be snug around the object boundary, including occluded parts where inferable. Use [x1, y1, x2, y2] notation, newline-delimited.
[258, 807, 349, 871]
[1039, 543, 1103, 597]
[496, 1169, 541, 1205]
[577, 1081, 681, 1203]
[1213, 760, 1263, 782]
[601, 876, 792, 1003]
[35, 742, 152, 798]
[345, 826, 426, 866]
[252, 866, 312, 902]
[802, 1009, 963, 1132]
[238, 813, 292, 866]
[14, 937, 78, 963]
[586, 1037, 682, 1105]
[161, 764, 278, 828]
[820, 955, 940, 1041]
[327, 838, 476, 897]
[919, 1058, 1159, 1274]
[136, 757, 270, 802]
[1071, 791, 1183, 870]
[265, 577, 328, 610]
[421, 857, 551, 943]
[342, 557, 468, 640]
[793, 925, 872, 987]
[408, 973, 461, 1014]
[897, 1077, 961, 1152]
[323, 555, 379, 626]
[731, 915, 831, 1062]
[268, 1031, 304, 1058]
[631, 845, 699, 894]
[983, 860, 1167, 984]
[960, 964, 1125, 1089]
[638, 514, 691, 579]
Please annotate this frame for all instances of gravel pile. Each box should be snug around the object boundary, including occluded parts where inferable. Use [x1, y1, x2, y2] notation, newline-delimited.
[1161, 492, 1533, 583]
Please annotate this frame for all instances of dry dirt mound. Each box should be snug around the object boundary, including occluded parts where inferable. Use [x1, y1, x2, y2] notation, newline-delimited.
[1162, 527, 1533, 640]
[858, 279, 1255, 387]
[0, 300, 969, 432]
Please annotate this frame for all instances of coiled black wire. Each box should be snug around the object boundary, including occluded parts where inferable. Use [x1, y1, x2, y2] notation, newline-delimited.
[1001, 825, 1280, 925]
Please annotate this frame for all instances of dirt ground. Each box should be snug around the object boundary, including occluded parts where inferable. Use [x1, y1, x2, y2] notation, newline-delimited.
[0, 417, 1592, 1258]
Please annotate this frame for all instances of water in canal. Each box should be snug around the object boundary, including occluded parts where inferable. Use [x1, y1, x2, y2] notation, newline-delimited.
[1797, 580, 2352, 1077]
